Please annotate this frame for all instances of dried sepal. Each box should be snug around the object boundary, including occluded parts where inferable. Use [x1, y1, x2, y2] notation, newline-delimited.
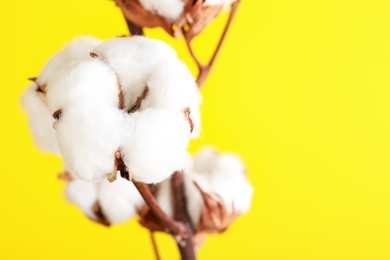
[183, 107, 194, 133]
[193, 182, 239, 234]
[176, 0, 224, 40]
[138, 204, 167, 232]
[129, 86, 149, 113]
[57, 172, 74, 182]
[52, 109, 62, 120]
[116, 0, 229, 39]
[91, 201, 111, 227]
[114, 0, 173, 34]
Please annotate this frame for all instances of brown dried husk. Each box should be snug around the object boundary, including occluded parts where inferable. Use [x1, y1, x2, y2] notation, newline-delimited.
[115, 0, 225, 39]
[193, 182, 239, 234]
[138, 180, 240, 245]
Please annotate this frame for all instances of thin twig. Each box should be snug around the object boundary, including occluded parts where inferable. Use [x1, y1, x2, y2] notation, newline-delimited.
[185, 1, 240, 87]
[132, 180, 186, 236]
[126, 18, 144, 36]
[150, 231, 161, 260]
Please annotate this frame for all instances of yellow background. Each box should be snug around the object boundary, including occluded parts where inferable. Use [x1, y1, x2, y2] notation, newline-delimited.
[1, 0, 390, 259]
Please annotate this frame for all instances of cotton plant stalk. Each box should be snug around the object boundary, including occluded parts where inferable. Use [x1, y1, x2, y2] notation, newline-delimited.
[115, 0, 241, 86]
[20, 1, 251, 259]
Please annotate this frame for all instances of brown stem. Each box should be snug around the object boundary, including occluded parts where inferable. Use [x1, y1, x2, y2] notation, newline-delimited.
[126, 18, 144, 36]
[132, 180, 186, 236]
[150, 231, 161, 260]
[171, 171, 196, 260]
[185, 1, 240, 87]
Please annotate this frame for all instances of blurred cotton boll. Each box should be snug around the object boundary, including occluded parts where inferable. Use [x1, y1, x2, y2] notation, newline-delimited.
[138, 0, 185, 22]
[65, 179, 98, 221]
[65, 173, 144, 225]
[20, 84, 60, 154]
[98, 174, 144, 224]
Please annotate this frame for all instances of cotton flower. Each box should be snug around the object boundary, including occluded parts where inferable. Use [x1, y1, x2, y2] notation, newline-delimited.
[24, 36, 200, 184]
[21, 37, 101, 154]
[65, 173, 144, 224]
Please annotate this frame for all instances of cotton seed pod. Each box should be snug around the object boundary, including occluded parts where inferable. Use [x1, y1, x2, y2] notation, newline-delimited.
[98, 174, 144, 224]
[92, 37, 201, 137]
[46, 59, 125, 182]
[121, 108, 191, 184]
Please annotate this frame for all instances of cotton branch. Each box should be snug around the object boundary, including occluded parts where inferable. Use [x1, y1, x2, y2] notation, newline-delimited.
[185, 1, 240, 87]
[132, 180, 187, 237]
[171, 171, 196, 260]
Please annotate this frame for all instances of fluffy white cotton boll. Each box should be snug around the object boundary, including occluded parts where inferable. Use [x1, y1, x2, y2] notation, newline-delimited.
[65, 180, 98, 220]
[20, 84, 60, 154]
[98, 174, 144, 224]
[36, 36, 102, 87]
[138, 0, 185, 21]
[55, 106, 125, 182]
[46, 59, 120, 113]
[209, 154, 253, 214]
[92, 37, 178, 109]
[192, 146, 219, 174]
[156, 179, 174, 218]
[122, 108, 191, 183]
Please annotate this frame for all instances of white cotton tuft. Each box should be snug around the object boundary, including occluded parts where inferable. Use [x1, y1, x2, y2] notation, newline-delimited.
[192, 146, 219, 174]
[92, 37, 201, 138]
[65, 180, 98, 220]
[138, 0, 185, 21]
[209, 154, 253, 214]
[121, 108, 191, 184]
[98, 174, 144, 224]
[45, 59, 120, 113]
[20, 84, 60, 154]
[21, 37, 101, 155]
[45, 59, 125, 182]
[54, 107, 124, 182]
[185, 148, 253, 217]
[36, 36, 102, 87]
